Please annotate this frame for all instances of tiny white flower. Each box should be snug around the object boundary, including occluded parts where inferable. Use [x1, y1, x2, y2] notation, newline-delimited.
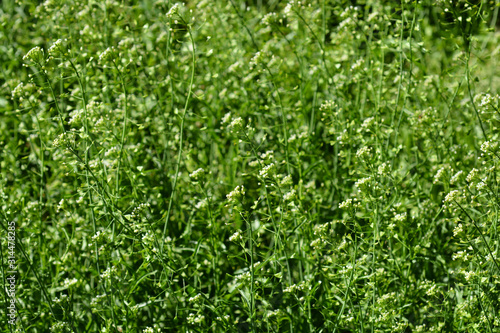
[62, 278, 78, 288]
[394, 212, 406, 222]
[283, 189, 296, 201]
[356, 146, 372, 160]
[453, 223, 463, 237]
[226, 185, 245, 203]
[259, 163, 275, 178]
[48, 39, 66, 56]
[228, 117, 243, 130]
[339, 198, 352, 209]
[221, 112, 232, 124]
[189, 168, 205, 181]
[262, 12, 278, 25]
[378, 162, 390, 175]
[23, 46, 44, 63]
[355, 177, 372, 192]
[443, 190, 461, 204]
[280, 175, 293, 186]
[480, 140, 498, 155]
[450, 170, 463, 184]
[166, 3, 181, 19]
[99, 47, 115, 63]
[466, 168, 478, 182]
[433, 166, 447, 184]
[229, 231, 242, 242]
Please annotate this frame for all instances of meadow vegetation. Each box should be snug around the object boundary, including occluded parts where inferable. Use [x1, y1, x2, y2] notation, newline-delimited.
[2, 0, 500, 331]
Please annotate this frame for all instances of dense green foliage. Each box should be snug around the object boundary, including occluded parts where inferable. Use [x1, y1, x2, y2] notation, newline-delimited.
[2, 0, 500, 331]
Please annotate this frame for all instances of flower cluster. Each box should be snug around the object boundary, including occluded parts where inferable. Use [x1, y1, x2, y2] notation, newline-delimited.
[229, 230, 242, 242]
[480, 140, 498, 156]
[189, 168, 205, 181]
[433, 166, 448, 184]
[393, 212, 406, 222]
[48, 39, 67, 56]
[283, 189, 296, 201]
[166, 3, 182, 19]
[259, 163, 275, 178]
[99, 46, 116, 63]
[226, 185, 245, 204]
[355, 177, 372, 193]
[356, 146, 372, 161]
[443, 190, 463, 208]
[23, 46, 44, 64]
[262, 12, 279, 25]
[339, 198, 361, 210]
[228, 117, 243, 132]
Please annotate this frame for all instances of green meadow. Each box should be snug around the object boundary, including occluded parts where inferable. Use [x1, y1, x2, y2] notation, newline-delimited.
[1, 0, 500, 331]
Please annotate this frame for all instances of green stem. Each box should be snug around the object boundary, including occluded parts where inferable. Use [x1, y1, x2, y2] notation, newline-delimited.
[160, 19, 196, 256]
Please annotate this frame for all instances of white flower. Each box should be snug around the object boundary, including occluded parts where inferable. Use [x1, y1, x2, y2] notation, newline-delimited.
[195, 199, 207, 209]
[356, 146, 372, 160]
[142, 231, 154, 243]
[339, 198, 360, 209]
[23, 46, 44, 63]
[351, 59, 365, 71]
[48, 39, 66, 56]
[189, 168, 205, 181]
[280, 175, 293, 186]
[355, 177, 372, 191]
[478, 93, 493, 107]
[463, 270, 476, 281]
[450, 170, 463, 184]
[320, 100, 336, 111]
[62, 278, 78, 288]
[480, 140, 498, 155]
[100, 266, 117, 279]
[259, 163, 275, 178]
[336, 129, 348, 144]
[92, 231, 102, 242]
[53, 133, 68, 148]
[166, 3, 181, 19]
[339, 198, 352, 209]
[56, 199, 65, 212]
[228, 117, 243, 130]
[394, 212, 406, 222]
[260, 150, 274, 160]
[453, 223, 463, 237]
[12, 83, 25, 98]
[226, 185, 245, 203]
[99, 47, 115, 63]
[444, 190, 461, 204]
[425, 283, 437, 296]
[229, 231, 242, 242]
[221, 113, 231, 125]
[250, 51, 264, 65]
[477, 180, 487, 191]
[262, 12, 278, 25]
[433, 166, 447, 184]
[466, 168, 478, 182]
[187, 313, 205, 324]
[361, 117, 375, 129]
[284, 2, 293, 16]
[188, 293, 202, 303]
[378, 162, 390, 175]
[283, 189, 296, 201]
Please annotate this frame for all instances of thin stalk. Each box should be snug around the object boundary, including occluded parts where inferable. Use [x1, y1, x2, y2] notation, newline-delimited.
[455, 201, 500, 273]
[160, 19, 196, 256]
[241, 211, 256, 333]
[112, 59, 129, 204]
